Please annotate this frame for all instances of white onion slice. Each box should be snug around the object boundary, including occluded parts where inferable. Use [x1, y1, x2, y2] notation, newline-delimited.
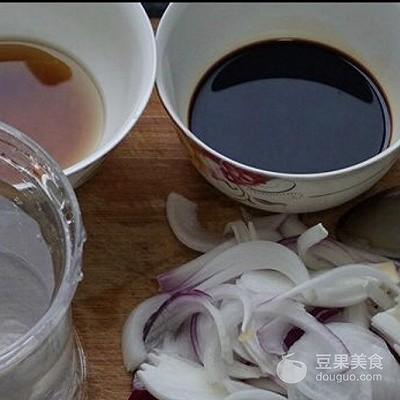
[246, 378, 287, 396]
[189, 241, 309, 291]
[122, 294, 169, 371]
[225, 389, 287, 400]
[138, 352, 228, 400]
[257, 301, 348, 363]
[308, 278, 369, 307]
[366, 281, 395, 310]
[224, 220, 252, 243]
[371, 305, 400, 354]
[297, 223, 330, 270]
[237, 270, 295, 295]
[239, 319, 278, 375]
[166, 192, 223, 252]
[256, 316, 292, 355]
[146, 293, 232, 364]
[288, 322, 400, 400]
[280, 214, 308, 238]
[161, 321, 199, 362]
[268, 264, 400, 305]
[222, 379, 256, 394]
[227, 362, 263, 379]
[157, 239, 235, 292]
[202, 325, 227, 384]
[207, 284, 253, 331]
[343, 302, 370, 328]
[304, 239, 389, 269]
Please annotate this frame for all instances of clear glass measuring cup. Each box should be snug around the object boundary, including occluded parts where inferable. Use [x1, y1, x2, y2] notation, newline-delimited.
[0, 122, 86, 399]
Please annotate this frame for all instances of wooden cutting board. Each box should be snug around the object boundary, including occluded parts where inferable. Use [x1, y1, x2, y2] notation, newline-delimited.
[73, 24, 400, 400]
[74, 87, 400, 400]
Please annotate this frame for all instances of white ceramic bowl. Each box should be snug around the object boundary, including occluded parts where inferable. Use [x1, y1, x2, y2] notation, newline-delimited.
[157, 3, 400, 213]
[0, 3, 156, 187]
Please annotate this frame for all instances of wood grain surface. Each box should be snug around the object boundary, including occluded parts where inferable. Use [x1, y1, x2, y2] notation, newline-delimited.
[73, 22, 400, 400]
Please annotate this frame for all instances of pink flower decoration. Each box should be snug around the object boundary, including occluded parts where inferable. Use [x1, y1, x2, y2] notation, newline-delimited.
[218, 161, 267, 186]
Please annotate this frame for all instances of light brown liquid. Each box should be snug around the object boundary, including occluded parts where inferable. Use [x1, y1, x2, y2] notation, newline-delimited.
[0, 42, 103, 169]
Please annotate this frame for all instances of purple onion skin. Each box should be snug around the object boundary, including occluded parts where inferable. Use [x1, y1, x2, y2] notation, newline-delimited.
[284, 328, 304, 350]
[284, 307, 342, 350]
[143, 289, 209, 340]
[129, 390, 157, 400]
[190, 314, 201, 361]
[278, 236, 299, 251]
[311, 307, 342, 322]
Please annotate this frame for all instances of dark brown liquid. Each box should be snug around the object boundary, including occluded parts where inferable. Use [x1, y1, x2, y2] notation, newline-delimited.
[190, 40, 390, 174]
[0, 42, 103, 169]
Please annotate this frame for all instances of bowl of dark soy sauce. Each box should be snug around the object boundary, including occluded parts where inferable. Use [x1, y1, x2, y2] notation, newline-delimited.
[156, 3, 400, 213]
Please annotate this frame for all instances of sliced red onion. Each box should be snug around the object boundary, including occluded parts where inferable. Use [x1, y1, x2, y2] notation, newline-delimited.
[283, 307, 342, 350]
[245, 378, 287, 396]
[207, 284, 253, 331]
[144, 291, 232, 363]
[371, 305, 400, 357]
[297, 223, 330, 270]
[133, 371, 146, 391]
[194, 306, 257, 383]
[122, 294, 169, 371]
[281, 229, 389, 271]
[257, 301, 349, 368]
[279, 214, 308, 238]
[278, 235, 298, 248]
[257, 317, 292, 356]
[125, 206, 400, 400]
[232, 338, 256, 365]
[307, 278, 369, 307]
[138, 352, 228, 400]
[311, 307, 342, 322]
[343, 302, 370, 328]
[303, 238, 390, 270]
[224, 220, 253, 243]
[191, 240, 310, 291]
[201, 325, 228, 384]
[190, 314, 201, 360]
[143, 290, 209, 340]
[166, 192, 223, 252]
[238, 317, 279, 375]
[157, 239, 235, 292]
[236, 270, 294, 296]
[240, 339, 277, 376]
[288, 322, 400, 400]
[227, 361, 263, 379]
[194, 311, 252, 382]
[268, 264, 400, 306]
[194, 304, 245, 383]
[240, 213, 289, 242]
[192, 313, 212, 365]
[161, 321, 199, 362]
[307, 239, 360, 268]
